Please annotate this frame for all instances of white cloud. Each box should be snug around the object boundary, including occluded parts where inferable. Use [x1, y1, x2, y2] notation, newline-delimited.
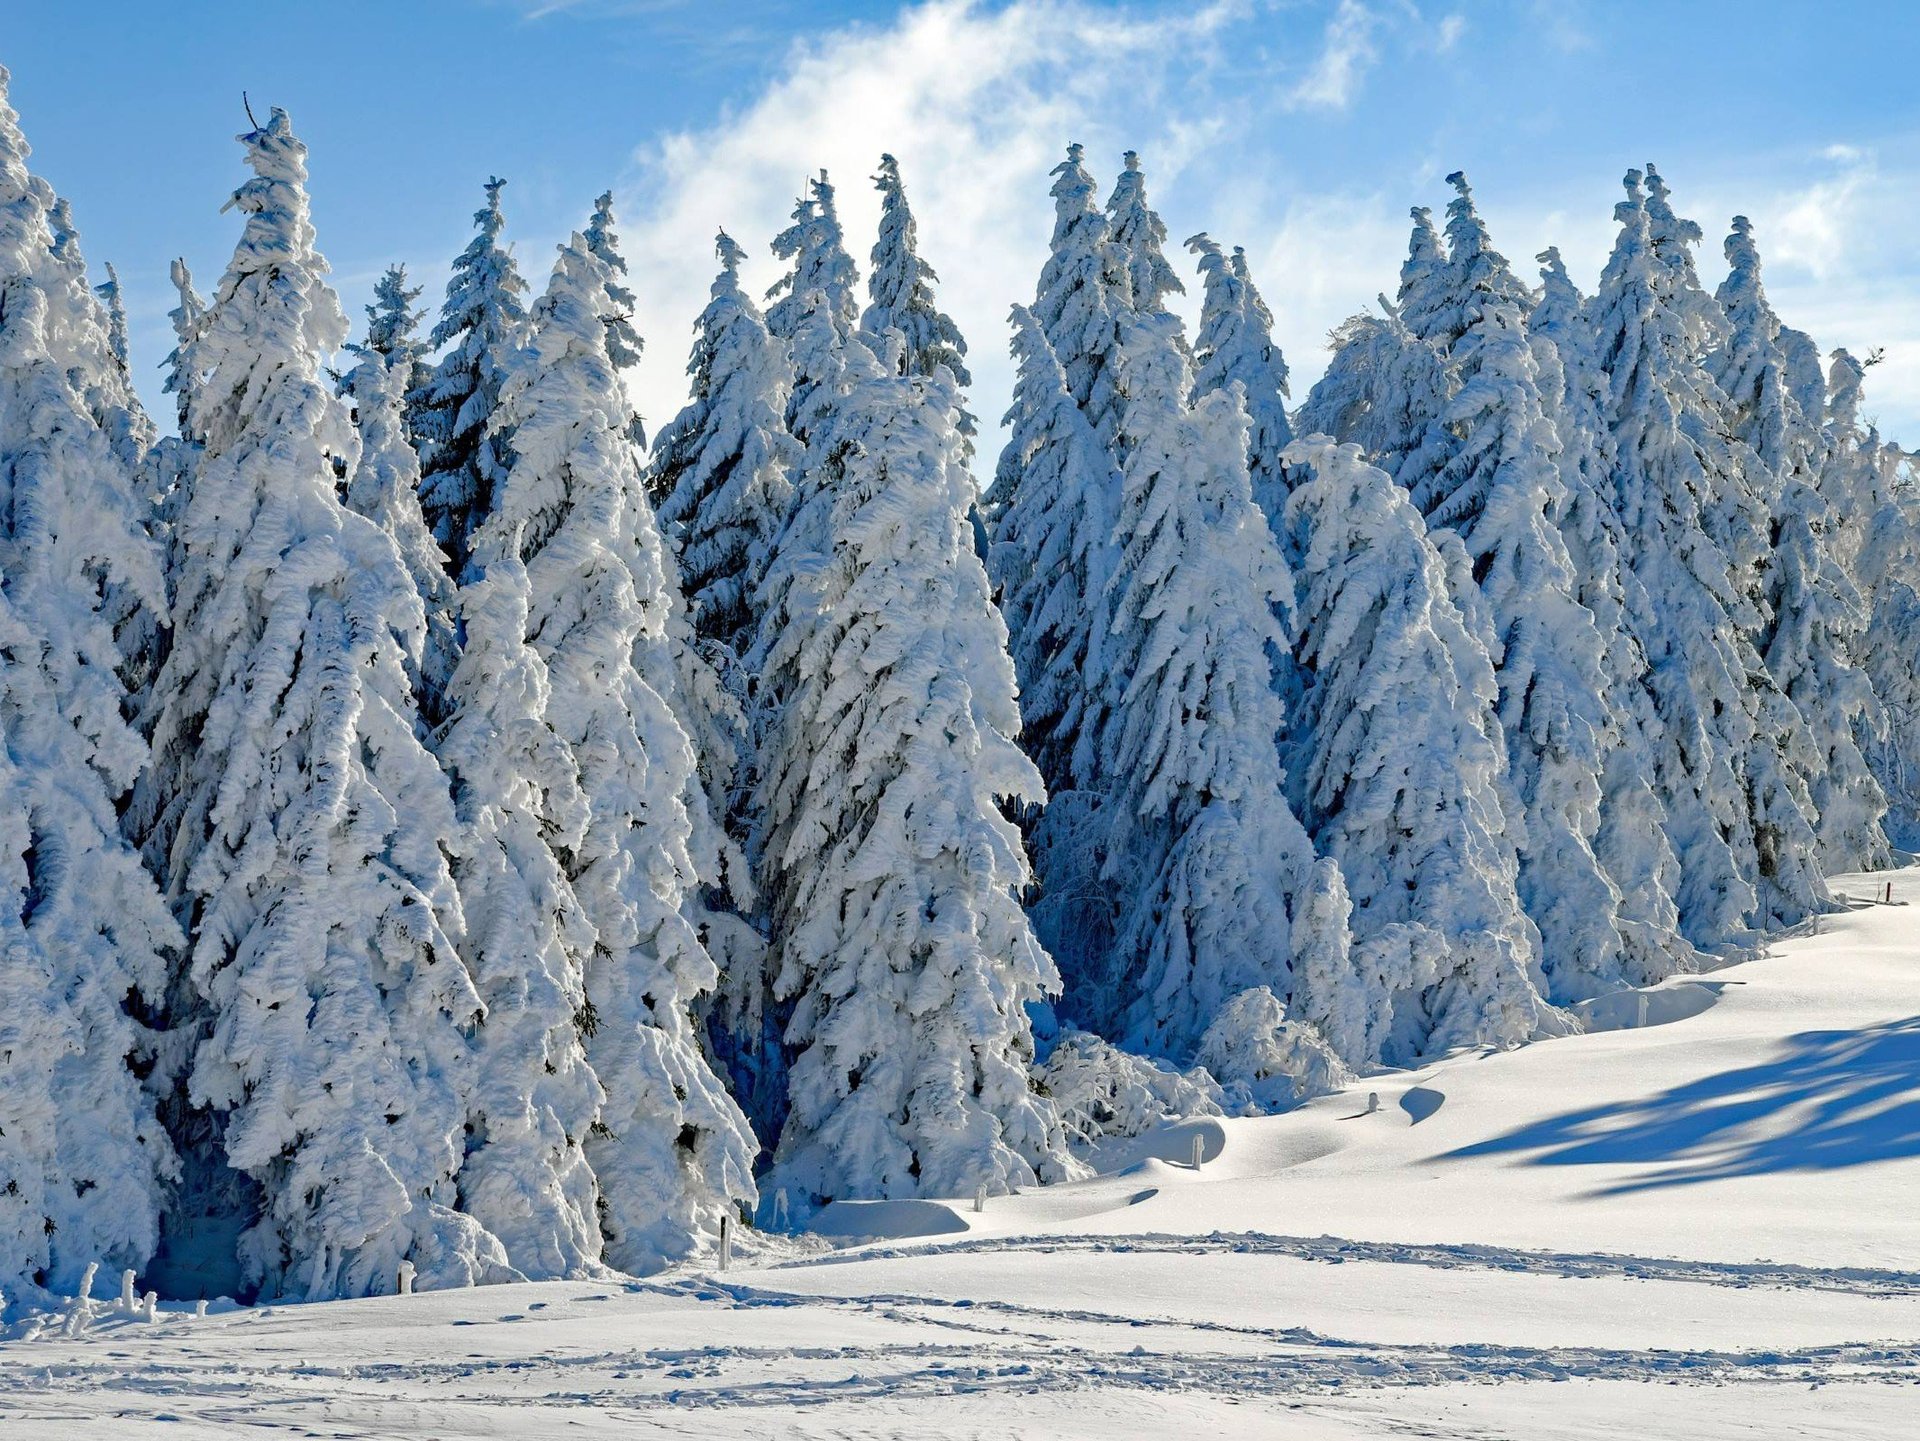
[1768, 146, 1876, 282]
[610, 0, 1247, 453]
[1436, 12, 1466, 52]
[573, 0, 1920, 458]
[1283, 0, 1381, 113]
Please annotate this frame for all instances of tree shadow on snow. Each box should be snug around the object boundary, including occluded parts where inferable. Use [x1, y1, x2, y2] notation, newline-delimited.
[1443, 1016, 1920, 1194]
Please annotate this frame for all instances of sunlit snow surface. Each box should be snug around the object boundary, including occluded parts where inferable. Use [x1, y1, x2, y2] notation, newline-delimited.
[7, 868, 1920, 1437]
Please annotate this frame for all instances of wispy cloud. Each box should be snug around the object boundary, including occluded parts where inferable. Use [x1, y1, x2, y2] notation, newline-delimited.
[608, 0, 1248, 444]
[1283, 0, 1381, 112]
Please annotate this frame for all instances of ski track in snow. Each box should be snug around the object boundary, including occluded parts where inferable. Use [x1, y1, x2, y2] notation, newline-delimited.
[763, 1229, 1920, 1299]
[5, 1273, 1920, 1423]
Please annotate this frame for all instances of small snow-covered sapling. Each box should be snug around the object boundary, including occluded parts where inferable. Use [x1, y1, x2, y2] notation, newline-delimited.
[120, 1269, 137, 1313]
[1191, 1134, 1204, 1169]
[974, 1185, 987, 1214]
[194, 1299, 209, 1319]
[396, 1261, 416, 1297]
[719, 1215, 732, 1272]
[1366, 1092, 1380, 1115]
[142, 1292, 158, 1324]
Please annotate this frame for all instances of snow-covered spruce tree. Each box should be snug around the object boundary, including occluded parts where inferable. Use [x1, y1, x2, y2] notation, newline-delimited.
[1713, 216, 1887, 874]
[1297, 296, 1455, 523]
[350, 264, 431, 413]
[766, 171, 861, 443]
[862, 154, 970, 386]
[1825, 351, 1920, 842]
[134, 108, 502, 1301]
[44, 197, 155, 471]
[1106, 150, 1183, 322]
[1187, 233, 1293, 523]
[411, 176, 528, 581]
[582, 190, 646, 449]
[1281, 436, 1555, 1066]
[1402, 175, 1638, 1000]
[656, 232, 800, 660]
[0, 65, 180, 1301]
[1591, 171, 1821, 940]
[162, 257, 208, 436]
[982, 306, 1121, 1023]
[649, 232, 798, 1134]
[755, 330, 1075, 1208]
[1529, 246, 1696, 985]
[1032, 143, 1132, 448]
[1392, 205, 1451, 344]
[986, 305, 1117, 798]
[1090, 312, 1320, 1059]
[484, 232, 755, 1270]
[436, 552, 605, 1280]
[342, 294, 460, 731]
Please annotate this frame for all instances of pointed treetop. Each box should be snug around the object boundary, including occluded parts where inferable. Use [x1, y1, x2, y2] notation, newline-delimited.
[356, 263, 425, 363]
[766, 170, 860, 341]
[862, 150, 970, 387]
[1396, 204, 1448, 341]
[1106, 147, 1183, 315]
[95, 260, 131, 373]
[715, 228, 745, 273]
[1049, 142, 1101, 227]
[582, 188, 645, 379]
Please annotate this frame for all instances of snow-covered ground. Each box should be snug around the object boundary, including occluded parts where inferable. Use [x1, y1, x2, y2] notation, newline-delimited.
[7, 867, 1919, 1438]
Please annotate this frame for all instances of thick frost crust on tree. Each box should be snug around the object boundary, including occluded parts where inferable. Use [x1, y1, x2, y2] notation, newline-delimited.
[862, 155, 970, 387]
[767, 171, 861, 444]
[1589, 171, 1824, 945]
[132, 109, 507, 1301]
[1529, 247, 1697, 987]
[437, 555, 605, 1281]
[0, 64, 180, 1302]
[1282, 437, 1556, 1066]
[1091, 314, 1316, 1058]
[1187, 233, 1293, 524]
[654, 233, 799, 662]
[756, 338, 1075, 1209]
[649, 233, 796, 1140]
[411, 177, 528, 582]
[343, 295, 459, 730]
[986, 305, 1117, 800]
[483, 233, 755, 1272]
[1034, 1031, 1223, 1149]
[1712, 218, 1888, 876]
[582, 190, 647, 449]
[1820, 351, 1920, 842]
[1194, 987, 1354, 1114]
[1033, 143, 1132, 449]
[1105, 151, 1183, 322]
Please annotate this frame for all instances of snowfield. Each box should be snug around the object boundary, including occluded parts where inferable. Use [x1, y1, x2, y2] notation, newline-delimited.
[6, 866, 1918, 1438]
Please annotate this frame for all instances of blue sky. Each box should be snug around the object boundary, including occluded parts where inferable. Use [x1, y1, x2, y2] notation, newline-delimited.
[8, 0, 1920, 444]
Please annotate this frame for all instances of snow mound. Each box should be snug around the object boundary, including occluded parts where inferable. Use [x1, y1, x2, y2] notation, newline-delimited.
[805, 1199, 969, 1242]
[1572, 980, 1727, 1034]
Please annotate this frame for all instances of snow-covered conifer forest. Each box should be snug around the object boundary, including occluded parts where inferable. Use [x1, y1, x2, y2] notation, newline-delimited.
[5, 37, 1920, 1433]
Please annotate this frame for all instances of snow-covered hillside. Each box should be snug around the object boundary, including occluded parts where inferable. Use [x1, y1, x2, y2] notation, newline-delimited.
[7, 865, 1916, 1438]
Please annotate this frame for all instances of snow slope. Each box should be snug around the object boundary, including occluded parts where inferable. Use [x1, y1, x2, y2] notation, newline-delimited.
[5, 866, 1919, 1437]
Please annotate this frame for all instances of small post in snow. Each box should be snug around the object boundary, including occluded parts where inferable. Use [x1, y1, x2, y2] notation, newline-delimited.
[120, 1268, 137, 1314]
[1191, 1134, 1204, 1170]
[1636, 992, 1649, 1029]
[396, 1260, 416, 1297]
[1886, 880, 1894, 904]
[719, 1214, 733, 1272]
[1366, 1092, 1380, 1115]
[974, 1184, 987, 1214]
